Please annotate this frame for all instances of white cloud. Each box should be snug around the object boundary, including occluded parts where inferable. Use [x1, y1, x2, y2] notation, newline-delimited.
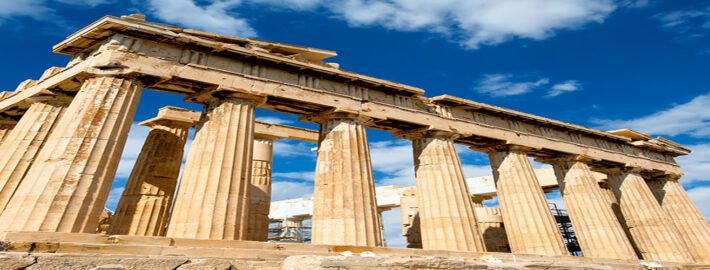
[677, 143, 710, 184]
[250, 0, 322, 10]
[547, 80, 582, 97]
[271, 181, 313, 200]
[370, 139, 493, 186]
[56, 0, 111, 6]
[0, 0, 110, 22]
[143, 0, 617, 49]
[686, 186, 710, 220]
[0, 0, 50, 21]
[369, 140, 416, 186]
[147, 0, 257, 37]
[273, 141, 316, 157]
[654, 6, 710, 39]
[115, 124, 151, 179]
[380, 207, 405, 247]
[2, 0, 625, 49]
[475, 74, 550, 97]
[273, 171, 315, 182]
[324, 0, 617, 49]
[462, 164, 492, 178]
[256, 116, 294, 125]
[619, 0, 652, 8]
[591, 92, 710, 137]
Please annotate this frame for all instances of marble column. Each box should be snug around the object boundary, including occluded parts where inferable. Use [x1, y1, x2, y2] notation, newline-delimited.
[108, 107, 197, 236]
[399, 188, 422, 249]
[487, 146, 568, 256]
[607, 170, 694, 263]
[309, 113, 382, 247]
[0, 76, 142, 233]
[647, 176, 710, 263]
[474, 207, 510, 253]
[404, 131, 485, 252]
[0, 118, 17, 143]
[166, 94, 261, 240]
[246, 137, 274, 241]
[550, 157, 637, 260]
[0, 94, 70, 213]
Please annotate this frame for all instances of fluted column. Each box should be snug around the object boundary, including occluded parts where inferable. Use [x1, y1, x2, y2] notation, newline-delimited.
[0, 118, 17, 143]
[647, 176, 710, 263]
[0, 76, 142, 233]
[549, 157, 637, 259]
[487, 146, 568, 256]
[474, 207, 510, 253]
[166, 94, 261, 240]
[109, 107, 197, 236]
[246, 138, 274, 241]
[399, 188, 422, 249]
[0, 94, 70, 213]
[607, 170, 693, 263]
[309, 113, 382, 247]
[402, 130, 485, 252]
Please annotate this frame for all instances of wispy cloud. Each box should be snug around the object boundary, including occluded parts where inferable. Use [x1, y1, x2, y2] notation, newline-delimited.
[271, 180, 313, 200]
[2, 0, 628, 49]
[547, 80, 582, 97]
[687, 186, 710, 220]
[140, 0, 618, 49]
[273, 171, 315, 182]
[654, 6, 710, 39]
[619, 0, 653, 8]
[369, 140, 416, 186]
[256, 116, 294, 125]
[114, 124, 151, 179]
[677, 143, 710, 184]
[369, 139, 494, 187]
[475, 74, 550, 97]
[273, 141, 316, 157]
[56, 0, 112, 6]
[0, 0, 110, 23]
[591, 92, 710, 137]
[381, 207, 405, 247]
[147, 0, 256, 37]
[0, 0, 51, 22]
[323, 0, 617, 49]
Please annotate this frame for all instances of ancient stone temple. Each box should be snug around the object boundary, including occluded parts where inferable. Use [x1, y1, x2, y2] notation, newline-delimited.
[0, 14, 708, 269]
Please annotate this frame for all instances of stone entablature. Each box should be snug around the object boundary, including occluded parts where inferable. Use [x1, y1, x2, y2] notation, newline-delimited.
[0, 15, 687, 177]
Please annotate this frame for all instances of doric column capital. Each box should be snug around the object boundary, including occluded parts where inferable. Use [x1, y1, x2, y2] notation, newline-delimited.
[473, 143, 537, 154]
[25, 92, 73, 107]
[649, 173, 682, 182]
[139, 106, 201, 129]
[300, 109, 370, 124]
[470, 195, 491, 206]
[0, 116, 18, 126]
[185, 86, 266, 105]
[537, 154, 598, 167]
[392, 127, 459, 140]
[597, 166, 644, 176]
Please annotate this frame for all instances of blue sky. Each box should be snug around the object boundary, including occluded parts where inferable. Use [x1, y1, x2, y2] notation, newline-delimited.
[1, 0, 709, 247]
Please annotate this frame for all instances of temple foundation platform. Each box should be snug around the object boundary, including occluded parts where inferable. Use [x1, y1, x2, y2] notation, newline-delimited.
[0, 232, 706, 270]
